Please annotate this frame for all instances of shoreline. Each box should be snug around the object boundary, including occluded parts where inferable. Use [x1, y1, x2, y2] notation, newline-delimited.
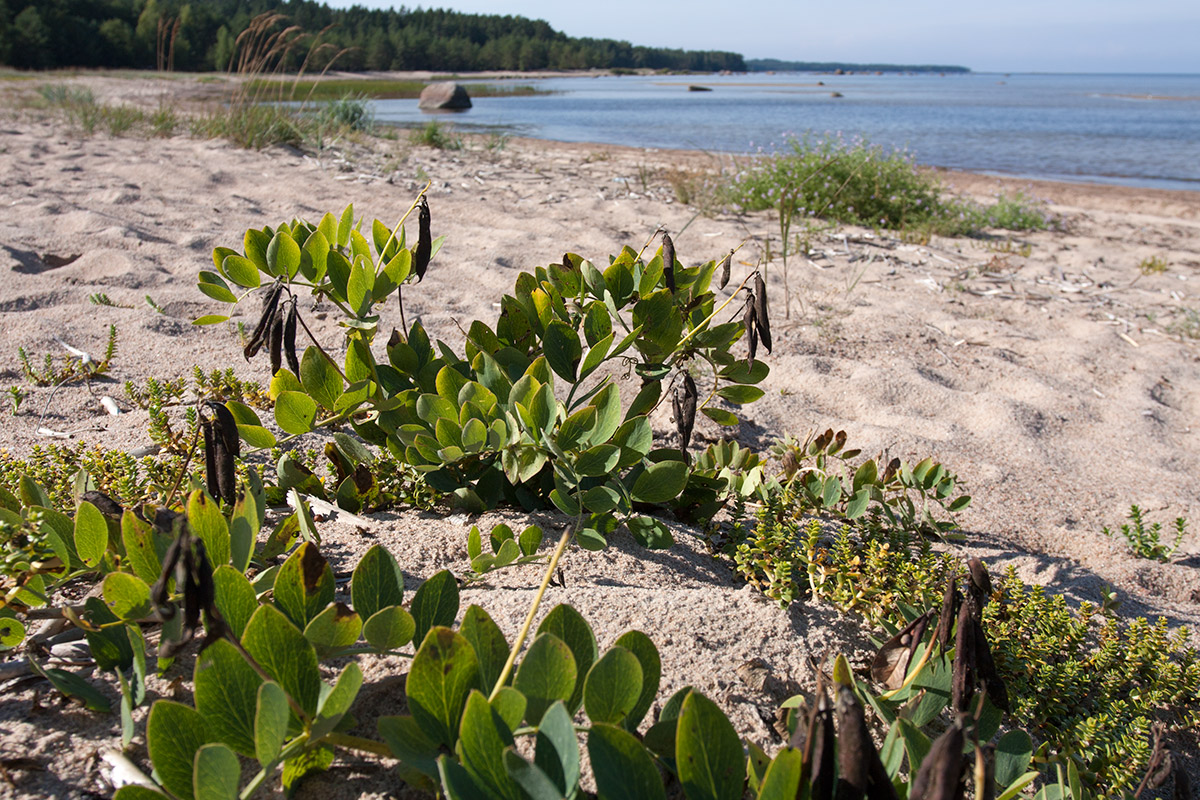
[1, 73, 1199, 796]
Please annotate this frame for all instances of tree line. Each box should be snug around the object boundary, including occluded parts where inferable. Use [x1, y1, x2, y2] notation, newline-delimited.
[0, 0, 745, 73]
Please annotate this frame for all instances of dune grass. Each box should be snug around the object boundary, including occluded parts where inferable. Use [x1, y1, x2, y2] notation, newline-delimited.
[719, 134, 1053, 238]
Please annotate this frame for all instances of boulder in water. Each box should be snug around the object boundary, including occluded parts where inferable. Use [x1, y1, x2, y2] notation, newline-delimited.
[418, 82, 472, 111]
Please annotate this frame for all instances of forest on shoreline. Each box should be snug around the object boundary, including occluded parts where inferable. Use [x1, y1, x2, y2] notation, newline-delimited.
[0, 0, 745, 73]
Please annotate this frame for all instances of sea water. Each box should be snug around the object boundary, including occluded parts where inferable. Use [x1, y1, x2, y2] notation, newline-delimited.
[370, 72, 1200, 191]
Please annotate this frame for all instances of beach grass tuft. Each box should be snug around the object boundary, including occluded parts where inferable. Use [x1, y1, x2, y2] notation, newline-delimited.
[720, 135, 1052, 237]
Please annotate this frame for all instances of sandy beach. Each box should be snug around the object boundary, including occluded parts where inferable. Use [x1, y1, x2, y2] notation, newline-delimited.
[0, 74, 1198, 797]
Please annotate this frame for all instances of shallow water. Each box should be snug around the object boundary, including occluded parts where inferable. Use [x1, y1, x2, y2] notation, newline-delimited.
[372, 72, 1200, 191]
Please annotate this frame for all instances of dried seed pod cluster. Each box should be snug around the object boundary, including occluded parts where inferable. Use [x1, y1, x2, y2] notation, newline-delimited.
[200, 400, 240, 508]
[243, 278, 303, 380]
[672, 373, 698, 461]
[151, 513, 226, 657]
[742, 271, 773, 365]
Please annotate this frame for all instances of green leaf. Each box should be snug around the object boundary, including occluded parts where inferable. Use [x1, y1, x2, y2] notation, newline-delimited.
[73, 500, 108, 569]
[379, 714, 441, 780]
[627, 516, 674, 549]
[504, 751, 564, 800]
[518, 525, 542, 557]
[408, 626, 481, 748]
[194, 638, 262, 757]
[147, 700, 210, 800]
[613, 416, 653, 467]
[363, 605, 416, 651]
[244, 228, 270, 271]
[460, 605, 510, 690]
[676, 691, 744, 800]
[300, 346, 343, 411]
[439, 755, 493, 800]
[28, 659, 111, 712]
[715, 385, 764, 405]
[515, 633, 577, 726]
[274, 391, 318, 435]
[579, 332, 614, 379]
[194, 743, 240, 800]
[584, 646, 643, 725]
[304, 602, 363, 657]
[536, 604, 598, 714]
[845, 488, 871, 519]
[613, 631, 661, 731]
[254, 681, 289, 765]
[534, 701, 580, 795]
[241, 605, 321, 717]
[459, 690, 522, 800]
[995, 730, 1034, 788]
[192, 315, 230, 326]
[228, 491, 257, 575]
[588, 722, 667, 800]
[351, 544, 405, 621]
[895, 717, 932, 774]
[198, 271, 238, 304]
[102, 572, 152, 621]
[273, 542, 335, 629]
[411, 569, 460, 647]
[188, 489, 230, 567]
[236, 424, 275, 449]
[269, 369, 304, 398]
[756, 747, 803, 800]
[337, 203, 354, 248]
[120, 510, 162, 585]
[544, 320, 582, 382]
[221, 254, 261, 289]
[718, 359, 769, 384]
[282, 746, 333, 792]
[631, 460, 689, 504]
[700, 407, 739, 426]
[0, 614, 26, 650]
[557, 406, 597, 451]
[82, 597, 133, 671]
[114, 787, 171, 800]
[212, 566, 257, 640]
[312, 661, 363, 739]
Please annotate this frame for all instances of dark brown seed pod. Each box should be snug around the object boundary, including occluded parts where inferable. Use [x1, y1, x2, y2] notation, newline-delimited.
[243, 279, 285, 361]
[974, 614, 1010, 712]
[803, 689, 836, 800]
[283, 297, 300, 377]
[80, 490, 123, 520]
[933, 577, 961, 654]
[882, 457, 901, 482]
[718, 250, 732, 289]
[152, 533, 184, 614]
[871, 610, 933, 690]
[267, 303, 285, 376]
[413, 195, 431, 282]
[673, 373, 698, 460]
[952, 597, 978, 713]
[743, 293, 758, 367]
[202, 415, 219, 503]
[910, 722, 965, 800]
[966, 557, 992, 605]
[753, 272, 772, 353]
[661, 233, 676, 293]
[835, 686, 899, 800]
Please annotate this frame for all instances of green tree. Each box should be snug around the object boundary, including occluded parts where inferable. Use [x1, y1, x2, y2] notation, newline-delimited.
[11, 6, 50, 69]
[99, 18, 136, 67]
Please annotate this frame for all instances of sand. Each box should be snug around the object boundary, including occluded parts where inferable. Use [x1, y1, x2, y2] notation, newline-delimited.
[0, 74, 1198, 798]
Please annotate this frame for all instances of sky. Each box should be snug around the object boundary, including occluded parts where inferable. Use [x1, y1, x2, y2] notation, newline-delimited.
[327, 0, 1200, 73]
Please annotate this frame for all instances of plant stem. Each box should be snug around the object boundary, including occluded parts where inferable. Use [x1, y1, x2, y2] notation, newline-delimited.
[327, 732, 392, 757]
[488, 522, 575, 701]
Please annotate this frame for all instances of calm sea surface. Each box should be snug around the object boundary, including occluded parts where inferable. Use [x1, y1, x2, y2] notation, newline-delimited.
[370, 73, 1200, 191]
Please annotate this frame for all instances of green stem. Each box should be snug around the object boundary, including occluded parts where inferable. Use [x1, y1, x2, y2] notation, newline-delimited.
[488, 520, 577, 701]
[238, 735, 309, 800]
[326, 732, 393, 758]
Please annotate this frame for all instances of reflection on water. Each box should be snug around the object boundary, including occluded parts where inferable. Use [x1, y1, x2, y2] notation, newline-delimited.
[371, 73, 1200, 191]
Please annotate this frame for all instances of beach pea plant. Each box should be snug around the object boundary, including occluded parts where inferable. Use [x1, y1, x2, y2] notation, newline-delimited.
[198, 192, 773, 549]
